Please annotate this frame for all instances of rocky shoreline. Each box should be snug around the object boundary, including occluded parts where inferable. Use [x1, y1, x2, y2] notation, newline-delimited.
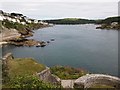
[96, 23, 120, 30]
[0, 10, 54, 47]
[3, 37, 55, 47]
[5, 38, 46, 47]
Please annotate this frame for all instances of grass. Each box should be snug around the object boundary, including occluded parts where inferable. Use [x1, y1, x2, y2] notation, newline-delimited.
[8, 58, 46, 77]
[3, 58, 61, 89]
[50, 65, 88, 79]
[3, 74, 60, 89]
[91, 84, 114, 89]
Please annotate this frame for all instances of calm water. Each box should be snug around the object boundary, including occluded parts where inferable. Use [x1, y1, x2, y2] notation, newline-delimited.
[2, 24, 118, 76]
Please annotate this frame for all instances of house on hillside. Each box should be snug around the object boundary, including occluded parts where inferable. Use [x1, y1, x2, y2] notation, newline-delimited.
[34, 19, 39, 23]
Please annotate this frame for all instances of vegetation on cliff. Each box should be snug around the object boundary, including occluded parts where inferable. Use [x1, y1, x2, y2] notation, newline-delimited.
[50, 65, 88, 79]
[2, 57, 60, 89]
[3, 75, 59, 89]
[2, 19, 48, 37]
[95, 16, 120, 24]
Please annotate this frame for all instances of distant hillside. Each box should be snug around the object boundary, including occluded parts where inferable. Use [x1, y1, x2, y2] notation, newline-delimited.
[96, 16, 120, 30]
[44, 16, 120, 30]
[44, 18, 96, 24]
[95, 16, 120, 24]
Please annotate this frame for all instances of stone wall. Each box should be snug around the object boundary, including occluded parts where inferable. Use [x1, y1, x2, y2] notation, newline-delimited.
[2, 53, 13, 68]
[2, 53, 13, 60]
[37, 67, 61, 85]
[74, 74, 120, 89]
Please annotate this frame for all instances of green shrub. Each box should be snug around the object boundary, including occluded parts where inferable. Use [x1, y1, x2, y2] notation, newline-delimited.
[3, 75, 60, 89]
[50, 66, 88, 79]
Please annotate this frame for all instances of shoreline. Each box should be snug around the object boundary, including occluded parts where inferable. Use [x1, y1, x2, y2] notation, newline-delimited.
[0, 24, 52, 47]
[0, 41, 8, 47]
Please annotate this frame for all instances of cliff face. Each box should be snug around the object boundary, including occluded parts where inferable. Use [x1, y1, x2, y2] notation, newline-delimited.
[0, 27, 21, 41]
[0, 10, 49, 41]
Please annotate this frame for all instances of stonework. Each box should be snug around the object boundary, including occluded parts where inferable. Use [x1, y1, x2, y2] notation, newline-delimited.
[74, 74, 120, 89]
[37, 67, 61, 85]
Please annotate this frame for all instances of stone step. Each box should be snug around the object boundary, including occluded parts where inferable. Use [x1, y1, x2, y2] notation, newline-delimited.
[61, 80, 75, 88]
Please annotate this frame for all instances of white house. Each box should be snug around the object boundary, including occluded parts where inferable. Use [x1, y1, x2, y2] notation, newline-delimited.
[26, 19, 32, 23]
[1, 15, 6, 20]
[27, 20, 32, 23]
[11, 18, 17, 22]
[43, 22, 48, 25]
[6, 17, 12, 21]
[34, 19, 38, 23]
[21, 22, 26, 25]
[16, 19, 20, 23]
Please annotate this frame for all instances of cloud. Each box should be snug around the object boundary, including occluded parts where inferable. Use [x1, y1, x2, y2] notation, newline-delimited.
[0, 2, 118, 20]
[0, 0, 119, 2]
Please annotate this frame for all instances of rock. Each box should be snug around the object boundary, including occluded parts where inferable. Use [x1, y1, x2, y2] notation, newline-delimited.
[96, 23, 120, 30]
[47, 41, 50, 43]
[37, 67, 61, 85]
[50, 38, 55, 41]
[96, 27, 102, 29]
[36, 41, 47, 47]
[8, 39, 47, 47]
[40, 43, 46, 47]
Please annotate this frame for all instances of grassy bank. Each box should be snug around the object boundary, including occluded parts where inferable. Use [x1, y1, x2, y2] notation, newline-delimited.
[8, 58, 45, 77]
[2, 57, 60, 89]
[50, 65, 88, 79]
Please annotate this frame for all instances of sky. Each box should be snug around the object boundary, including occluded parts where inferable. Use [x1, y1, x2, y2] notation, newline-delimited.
[0, 0, 119, 20]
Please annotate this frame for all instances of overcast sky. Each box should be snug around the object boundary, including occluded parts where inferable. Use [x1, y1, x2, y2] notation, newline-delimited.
[0, 0, 119, 20]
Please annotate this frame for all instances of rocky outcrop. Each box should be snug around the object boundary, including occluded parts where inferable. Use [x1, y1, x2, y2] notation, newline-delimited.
[2, 53, 14, 84]
[2, 53, 13, 60]
[96, 22, 120, 30]
[0, 27, 21, 42]
[74, 74, 120, 89]
[96, 16, 120, 30]
[2, 53, 14, 68]
[7, 39, 47, 47]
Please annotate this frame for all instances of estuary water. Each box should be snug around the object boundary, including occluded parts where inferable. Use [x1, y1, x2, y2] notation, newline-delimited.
[2, 24, 118, 76]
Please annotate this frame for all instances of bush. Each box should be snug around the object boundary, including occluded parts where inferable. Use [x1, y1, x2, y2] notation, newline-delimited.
[50, 66, 88, 79]
[3, 74, 60, 89]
